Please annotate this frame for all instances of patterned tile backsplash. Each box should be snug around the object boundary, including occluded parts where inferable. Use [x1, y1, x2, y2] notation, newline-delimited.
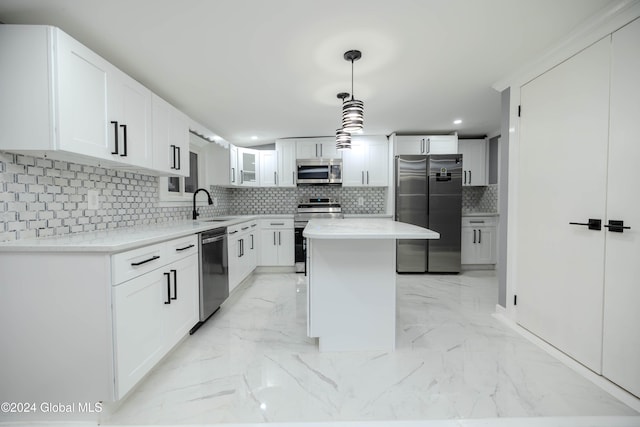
[0, 151, 495, 242]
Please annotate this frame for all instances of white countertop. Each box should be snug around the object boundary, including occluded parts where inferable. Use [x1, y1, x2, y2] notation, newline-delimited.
[0, 215, 293, 253]
[303, 218, 439, 240]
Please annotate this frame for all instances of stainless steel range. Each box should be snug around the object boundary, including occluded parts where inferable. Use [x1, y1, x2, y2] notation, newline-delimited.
[294, 198, 343, 273]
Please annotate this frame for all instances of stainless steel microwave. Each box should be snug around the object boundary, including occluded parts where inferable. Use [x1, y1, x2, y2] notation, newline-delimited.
[296, 158, 342, 185]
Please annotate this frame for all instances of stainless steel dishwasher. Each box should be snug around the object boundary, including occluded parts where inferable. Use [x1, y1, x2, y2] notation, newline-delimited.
[190, 227, 228, 334]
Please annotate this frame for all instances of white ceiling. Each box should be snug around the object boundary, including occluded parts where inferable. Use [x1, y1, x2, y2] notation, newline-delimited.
[0, 0, 617, 146]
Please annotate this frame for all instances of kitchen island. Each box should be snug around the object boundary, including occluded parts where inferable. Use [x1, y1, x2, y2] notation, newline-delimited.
[303, 218, 439, 352]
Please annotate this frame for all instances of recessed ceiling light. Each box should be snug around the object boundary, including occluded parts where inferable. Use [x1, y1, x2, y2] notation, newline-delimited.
[453, 119, 462, 125]
[251, 136, 258, 140]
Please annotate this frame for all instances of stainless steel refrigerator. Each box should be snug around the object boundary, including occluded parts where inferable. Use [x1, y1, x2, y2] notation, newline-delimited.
[395, 154, 462, 273]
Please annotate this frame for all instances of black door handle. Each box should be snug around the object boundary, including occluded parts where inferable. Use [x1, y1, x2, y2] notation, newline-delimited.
[473, 229, 476, 244]
[110, 121, 119, 155]
[171, 269, 177, 300]
[164, 272, 171, 304]
[119, 124, 128, 156]
[604, 220, 631, 233]
[569, 219, 602, 230]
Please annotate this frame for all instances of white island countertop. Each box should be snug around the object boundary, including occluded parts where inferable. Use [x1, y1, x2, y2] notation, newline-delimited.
[303, 218, 439, 240]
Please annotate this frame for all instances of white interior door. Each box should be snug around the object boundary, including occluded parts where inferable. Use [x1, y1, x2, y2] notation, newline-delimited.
[515, 37, 611, 373]
[602, 17, 640, 398]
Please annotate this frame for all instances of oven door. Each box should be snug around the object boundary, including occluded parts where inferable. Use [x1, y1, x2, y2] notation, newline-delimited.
[294, 222, 306, 273]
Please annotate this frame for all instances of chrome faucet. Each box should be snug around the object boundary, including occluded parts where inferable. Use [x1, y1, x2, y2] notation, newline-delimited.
[192, 188, 214, 220]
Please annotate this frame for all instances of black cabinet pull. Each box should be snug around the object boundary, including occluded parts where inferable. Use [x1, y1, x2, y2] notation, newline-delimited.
[250, 234, 254, 250]
[176, 244, 195, 252]
[473, 229, 476, 244]
[119, 124, 128, 157]
[176, 146, 181, 170]
[273, 231, 276, 246]
[131, 255, 160, 266]
[569, 219, 602, 231]
[279, 231, 281, 245]
[170, 144, 176, 169]
[469, 170, 472, 184]
[604, 220, 631, 233]
[164, 272, 171, 304]
[241, 226, 249, 231]
[110, 121, 119, 155]
[464, 170, 467, 184]
[171, 269, 177, 300]
[478, 228, 481, 244]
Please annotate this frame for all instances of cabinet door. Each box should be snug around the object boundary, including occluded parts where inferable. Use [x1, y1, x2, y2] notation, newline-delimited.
[238, 148, 259, 186]
[426, 135, 458, 154]
[260, 229, 279, 266]
[107, 68, 153, 168]
[459, 139, 487, 186]
[366, 137, 389, 186]
[475, 227, 496, 264]
[296, 140, 317, 159]
[276, 140, 296, 187]
[516, 37, 610, 373]
[228, 235, 242, 292]
[230, 145, 238, 185]
[152, 95, 189, 177]
[341, 142, 366, 186]
[163, 254, 199, 351]
[259, 150, 277, 187]
[395, 136, 424, 155]
[277, 228, 295, 266]
[56, 28, 111, 159]
[602, 18, 640, 398]
[319, 138, 340, 159]
[113, 271, 165, 398]
[460, 227, 475, 264]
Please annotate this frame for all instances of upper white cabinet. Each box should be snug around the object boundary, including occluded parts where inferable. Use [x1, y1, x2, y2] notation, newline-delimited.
[458, 139, 488, 186]
[296, 137, 341, 159]
[342, 135, 389, 187]
[237, 147, 260, 186]
[107, 66, 153, 169]
[394, 134, 458, 155]
[151, 94, 189, 177]
[230, 145, 239, 185]
[276, 139, 297, 187]
[259, 150, 278, 187]
[0, 25, 111, 161]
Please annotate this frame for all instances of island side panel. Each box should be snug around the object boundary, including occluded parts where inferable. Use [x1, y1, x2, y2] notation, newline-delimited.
[307, 238, 396, 352]
[0, 252, 114, 404]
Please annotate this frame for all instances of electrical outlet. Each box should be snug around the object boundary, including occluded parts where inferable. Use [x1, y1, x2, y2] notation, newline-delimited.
[358, 197, 364, 206]
[88, 189, 99, 210]
[213, 197, 218, 207]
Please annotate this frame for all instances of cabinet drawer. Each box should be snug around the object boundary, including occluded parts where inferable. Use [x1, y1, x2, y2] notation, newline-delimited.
[462, 216, 497, 227]
[165, 235, 198, 264]
[260, 218, 293, 229]
[112, 243, 165, 285]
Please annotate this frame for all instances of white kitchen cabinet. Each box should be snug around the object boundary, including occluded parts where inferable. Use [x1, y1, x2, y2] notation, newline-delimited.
[151, 94, 190, 177]
[394, 134, 458, 155]
[461, 216, 497, 266]
[259, 219, 294, 266]
[230, 144, 239, 185]
[276, 139, 297, 187]
[107, 67, 153, 169]
[458, 139, 488, 186]
[237, 147, 260, 186]
[296, 137, 341, 159]
[342, 135, 389, 187]
[228, 220, 258, 292]
[112, 235, 198, 398]
[0, 25, 112, 162]
[259, 150, 278, 187]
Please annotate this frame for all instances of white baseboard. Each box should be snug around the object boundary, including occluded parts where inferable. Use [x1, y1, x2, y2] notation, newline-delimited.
[492, 312, 640, 413]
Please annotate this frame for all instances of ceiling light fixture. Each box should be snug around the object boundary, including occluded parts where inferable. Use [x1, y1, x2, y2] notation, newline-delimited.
[453, 119, 462, 125]
[336, 92, 351, 150]
[342, 49, 364, 133]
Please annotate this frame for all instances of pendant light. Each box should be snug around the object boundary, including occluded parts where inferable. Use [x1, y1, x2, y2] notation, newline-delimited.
[342, 49, 364, 133]
[336, 92, 351, 150]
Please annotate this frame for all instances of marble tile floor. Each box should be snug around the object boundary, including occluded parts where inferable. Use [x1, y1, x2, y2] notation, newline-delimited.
[101, 271, 639, 426]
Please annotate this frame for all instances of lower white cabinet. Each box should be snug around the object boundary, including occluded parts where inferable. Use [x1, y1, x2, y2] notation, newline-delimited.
[112, 235, 198, 398]
[259, 218, 294, 266]
[228, 220, 258, 292]
[461, 216, 497, 266]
